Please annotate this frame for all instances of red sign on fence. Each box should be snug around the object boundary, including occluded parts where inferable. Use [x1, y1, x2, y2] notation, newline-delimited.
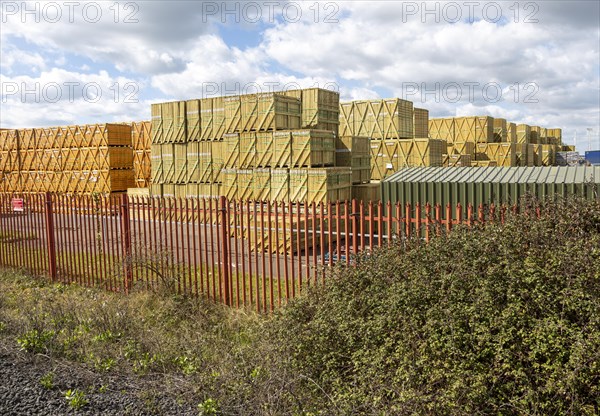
[11, 198, 24, 212]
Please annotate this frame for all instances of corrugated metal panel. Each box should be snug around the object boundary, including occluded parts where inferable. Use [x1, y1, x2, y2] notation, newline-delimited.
[386, 166, 600, 184]
[382, 166, 600, 209]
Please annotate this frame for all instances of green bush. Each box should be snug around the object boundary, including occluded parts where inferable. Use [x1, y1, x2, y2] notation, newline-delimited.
[16, 329, 55, 353]
[272, 198, 600, 414]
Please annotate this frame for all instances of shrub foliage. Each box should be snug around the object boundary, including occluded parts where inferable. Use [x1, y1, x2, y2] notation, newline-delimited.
[272, 197, 600, 414]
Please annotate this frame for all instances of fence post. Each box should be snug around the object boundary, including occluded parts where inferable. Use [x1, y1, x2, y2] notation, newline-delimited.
[119, 194, 133, 294]
[0, 195, 4, 266]
[351, 199, 358, 260]
[425, 203, 431, 242]
[219, 196, 231, 307]
[478, 203, 484, 224]
[405, 202, 411, 238]
[44, 192, 58, 282]
[467, 204, 473, 227]
[415, 203, 421, 241]
[435, 204, 441, 236]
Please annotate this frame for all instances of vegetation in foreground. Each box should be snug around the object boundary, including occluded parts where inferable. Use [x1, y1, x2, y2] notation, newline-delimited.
[0, 197, 599, 415]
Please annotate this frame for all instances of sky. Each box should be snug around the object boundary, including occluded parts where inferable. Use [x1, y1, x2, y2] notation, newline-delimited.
[1, 0, 599, 150]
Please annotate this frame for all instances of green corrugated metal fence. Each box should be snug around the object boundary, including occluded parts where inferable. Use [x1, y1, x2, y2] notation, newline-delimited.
[382, 167, 599, 218]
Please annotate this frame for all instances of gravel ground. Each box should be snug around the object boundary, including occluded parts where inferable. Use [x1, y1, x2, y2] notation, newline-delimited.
[0, 338, 198, 415]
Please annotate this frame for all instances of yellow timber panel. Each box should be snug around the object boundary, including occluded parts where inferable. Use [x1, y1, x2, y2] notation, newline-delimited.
[199, 98, 214, 140]
[223, 133, 240, 168]
[270, 168, 289, 202]
[289, 168, 308, 202]
[221, 168, 238, 200]
[273, 131, 292, 168]
[173, 143, 188, 183]
[224, 95, 241, 133]
[211, 140, 224, 183]
[428, 118, 455, 141]
[239, 132, 256, 168]
[161, 144, 175, 183]
[413, 108, 429, 138]
[255, 132, 273, 168]
[237, 169, 254, 201]
[240, 94, 258, 131]
[198, 141, 214, 183]
[507, 122, 517, 143]
[493, 118, 507, 142]
[516, 124, 530, 144]
[253, 168, 271, 201]
[186, 100, 201, 141]
[186, 141, 200, 183]
[339, 102, 356, 137]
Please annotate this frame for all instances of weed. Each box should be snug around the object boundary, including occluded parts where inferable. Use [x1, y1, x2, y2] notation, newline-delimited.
[173, 355, 199, 375]
[123, 339, 140, 360]
[92, 355, 116, 372]
[249, 366, 261, 381]
[39, 372, 54, 390]
[64, 389, 89, 410]
[133, 352, 161, 374]
[197, 398, 219, 415]
[92, 330, 121, 343]
[60, 332, 81, 353]
[16, 329, 54, 353]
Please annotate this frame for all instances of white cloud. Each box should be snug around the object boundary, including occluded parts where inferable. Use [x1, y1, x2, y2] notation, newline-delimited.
[341, 87, 381, 102]
[0, 0, 598, 150]
[0, 47, 46, 74]
[259, 1, 599, 149]
[1, 68, 148, 127]
[149, 34, 338, 99]
[0, 1, 222, 74]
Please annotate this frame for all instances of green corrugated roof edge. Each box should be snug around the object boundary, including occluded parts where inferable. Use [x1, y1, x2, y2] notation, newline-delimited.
[382, 166, 600, 185]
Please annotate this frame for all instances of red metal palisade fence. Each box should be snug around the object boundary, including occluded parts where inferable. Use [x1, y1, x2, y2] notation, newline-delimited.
[0, 193, 514, 312]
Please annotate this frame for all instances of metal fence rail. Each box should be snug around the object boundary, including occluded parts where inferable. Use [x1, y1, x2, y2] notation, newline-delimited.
[0, 193, 514, 311]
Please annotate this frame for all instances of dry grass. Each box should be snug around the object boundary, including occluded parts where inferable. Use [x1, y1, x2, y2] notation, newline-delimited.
[0, 268, 308, 414]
